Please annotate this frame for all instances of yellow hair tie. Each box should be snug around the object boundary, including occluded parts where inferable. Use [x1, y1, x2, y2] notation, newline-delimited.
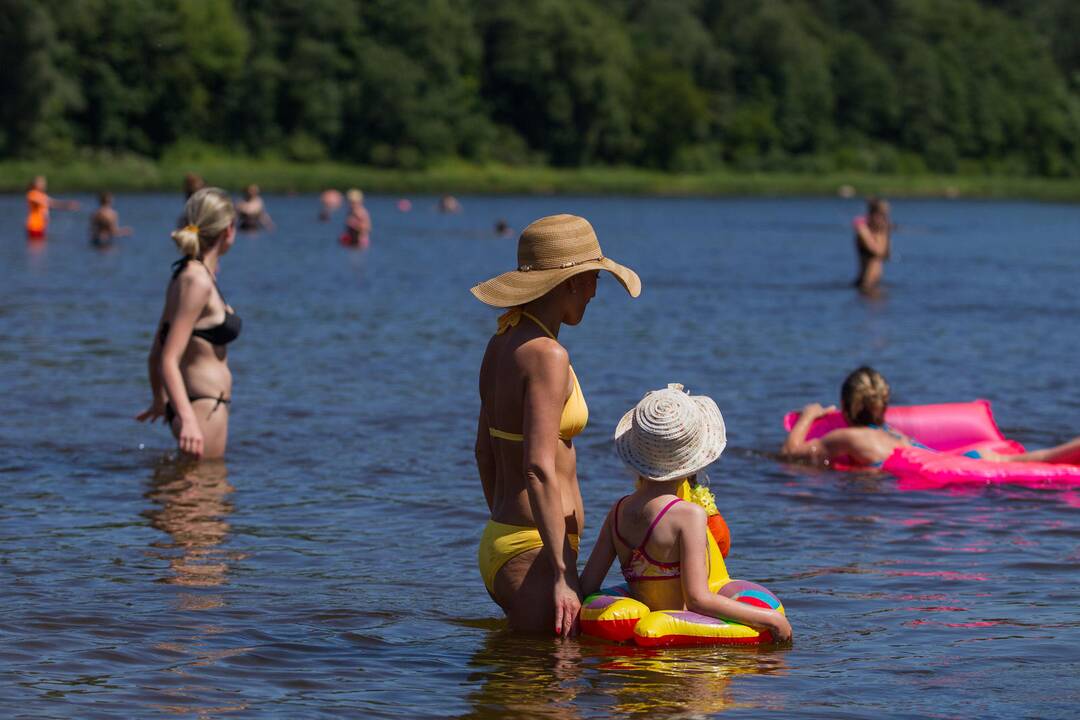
[184, 224, 199, 235]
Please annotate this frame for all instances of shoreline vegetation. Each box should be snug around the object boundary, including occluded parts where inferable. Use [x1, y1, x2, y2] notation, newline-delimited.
[4, 159, 1080, 201]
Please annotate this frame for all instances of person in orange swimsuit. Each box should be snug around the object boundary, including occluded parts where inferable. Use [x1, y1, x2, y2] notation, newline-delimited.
[472, 214, 641, 637]
[25, 176, 79, 240]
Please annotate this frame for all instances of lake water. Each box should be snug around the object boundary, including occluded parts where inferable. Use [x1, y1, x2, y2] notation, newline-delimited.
[1, 192, 1078, 718]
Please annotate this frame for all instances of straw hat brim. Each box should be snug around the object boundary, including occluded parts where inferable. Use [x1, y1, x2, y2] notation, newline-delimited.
[613, 396, 727, 482]
[471, 257, 641, 308]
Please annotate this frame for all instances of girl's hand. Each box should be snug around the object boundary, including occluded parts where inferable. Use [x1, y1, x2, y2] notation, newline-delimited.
[178, 418, 204, 458]
[136, 400, 166, 423]
[769, 613, 793, 643]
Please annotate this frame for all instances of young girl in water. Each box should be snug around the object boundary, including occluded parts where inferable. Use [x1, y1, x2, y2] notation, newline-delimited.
[580, 384, 792, 642]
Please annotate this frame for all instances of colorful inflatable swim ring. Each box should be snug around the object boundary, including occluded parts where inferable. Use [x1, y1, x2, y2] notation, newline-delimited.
[582, 580, 785, 647]
[582, 479, 782, 647]
[783, 400, 1080, 488]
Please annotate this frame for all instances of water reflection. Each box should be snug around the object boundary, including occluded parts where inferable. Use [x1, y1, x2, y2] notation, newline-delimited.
[143, 457, 250, 715]
[143, 457, 236, 592]
[461, 627, 785, 718]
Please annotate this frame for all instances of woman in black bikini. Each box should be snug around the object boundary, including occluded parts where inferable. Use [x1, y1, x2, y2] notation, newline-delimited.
[138, 188, 241, 459]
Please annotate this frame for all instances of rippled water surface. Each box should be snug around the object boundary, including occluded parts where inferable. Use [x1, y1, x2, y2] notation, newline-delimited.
[1, 193, 1078, 718]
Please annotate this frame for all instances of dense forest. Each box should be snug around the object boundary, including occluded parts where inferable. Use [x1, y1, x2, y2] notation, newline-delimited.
[3, 0, 1080, 177]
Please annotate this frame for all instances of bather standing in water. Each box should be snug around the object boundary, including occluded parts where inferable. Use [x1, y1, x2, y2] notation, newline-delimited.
[235, 184, 274, 231]
[25, 175, 79, 240]
[853, 198, 891, 293]
[340, 189, 371, 248]
[138, 188, 241, 460]
[90, 192, 132, 249]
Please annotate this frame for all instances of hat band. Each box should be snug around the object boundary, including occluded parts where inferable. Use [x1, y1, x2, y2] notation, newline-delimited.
[518, 255, 604, 272]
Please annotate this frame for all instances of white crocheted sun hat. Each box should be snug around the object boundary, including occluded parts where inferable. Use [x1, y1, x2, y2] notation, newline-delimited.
[614, 383, 727, 482]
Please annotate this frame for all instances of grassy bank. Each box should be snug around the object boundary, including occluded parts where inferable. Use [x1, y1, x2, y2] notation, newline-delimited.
[4, 157, 1080, 201]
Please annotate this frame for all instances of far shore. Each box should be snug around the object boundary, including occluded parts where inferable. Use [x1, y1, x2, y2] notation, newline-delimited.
[4, 158, 1080, 202]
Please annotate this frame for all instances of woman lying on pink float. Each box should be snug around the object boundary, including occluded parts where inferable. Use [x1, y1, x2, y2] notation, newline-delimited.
[781, 366, 1080, 471]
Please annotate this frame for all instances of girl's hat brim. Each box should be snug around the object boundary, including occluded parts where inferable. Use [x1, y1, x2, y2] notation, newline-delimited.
[471, 256, 641, 308]
[613, 394, 727, 482]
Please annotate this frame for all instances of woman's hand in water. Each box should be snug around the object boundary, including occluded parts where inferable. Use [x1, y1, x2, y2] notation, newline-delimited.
[178, 418, 205, 458]
[136, 399, 166, 423]
[553, 573, 582, 639]
[769, 613, 793, 643]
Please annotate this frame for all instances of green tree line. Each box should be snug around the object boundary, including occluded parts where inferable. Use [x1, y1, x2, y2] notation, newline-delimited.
[2, 0, 1080, 176]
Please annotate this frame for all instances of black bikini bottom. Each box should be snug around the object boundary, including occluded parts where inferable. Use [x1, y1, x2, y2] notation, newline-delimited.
[165, 394, 231, 425]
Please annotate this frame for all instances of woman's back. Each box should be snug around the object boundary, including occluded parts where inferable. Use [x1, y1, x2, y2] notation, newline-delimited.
[478, 314, 579, 528]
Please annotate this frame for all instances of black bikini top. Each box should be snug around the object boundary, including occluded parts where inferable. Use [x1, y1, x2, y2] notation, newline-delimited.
[160, 258, 243, 346]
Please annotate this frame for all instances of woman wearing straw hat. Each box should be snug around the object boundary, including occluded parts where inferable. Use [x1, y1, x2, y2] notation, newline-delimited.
[580, 384, 792, 642]
[472, 214, 641, 637]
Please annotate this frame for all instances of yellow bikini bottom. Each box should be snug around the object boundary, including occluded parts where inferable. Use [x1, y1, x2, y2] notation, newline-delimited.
[478, 520, 580, 596]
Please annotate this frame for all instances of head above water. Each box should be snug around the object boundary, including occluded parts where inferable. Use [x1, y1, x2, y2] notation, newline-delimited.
[841, 366, 890, 427]
[866, 197, 890, 226]
[99, 191, 113, 206]
[244, 184, 259, 199]
[171, 187, 236, 259]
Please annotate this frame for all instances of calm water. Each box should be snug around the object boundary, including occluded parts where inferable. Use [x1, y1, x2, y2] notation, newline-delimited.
[1, 193, 1078, 719]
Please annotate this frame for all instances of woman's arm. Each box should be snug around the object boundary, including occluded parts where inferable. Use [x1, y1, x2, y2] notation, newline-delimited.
[780, 403, 835, 464]
[678, 505, 792, 642]
[855, 221, 889, 259]
[579, 508, 616, 598]
[47, 195, 80, 211]
[136, 300, 170, 423]
[159, 272, 212, 458]
[475, 406, 496, 512]
[522, 341, 580, 637]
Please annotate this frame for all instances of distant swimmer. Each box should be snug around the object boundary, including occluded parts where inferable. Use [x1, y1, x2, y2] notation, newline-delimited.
[439, 195, 462, 214]
[494, 219, 513, 238]
[235, 184, 274, 231]
[25, 176, 79, 240]
[89, 192, 132, 249]
[853, 197, 891, 293]
[340, 188, 371, 248]
[183, 172, 206, 199]
[319, 189, 343, 221]
[397, 198, 412, 212]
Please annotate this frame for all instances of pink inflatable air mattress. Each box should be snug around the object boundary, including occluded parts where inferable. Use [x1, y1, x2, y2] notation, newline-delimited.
[783, 401, 1080, 488]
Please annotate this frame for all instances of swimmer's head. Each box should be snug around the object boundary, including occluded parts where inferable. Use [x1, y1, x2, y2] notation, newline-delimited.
[99, 191, 113, 206]
[841, 366, 889, 427]
[867, 197, 890, 224]
[245, 184, 259, 199]
[172, 187, 236, 259]
[183, 172, 205, 198]
[347, 188, 363, 204]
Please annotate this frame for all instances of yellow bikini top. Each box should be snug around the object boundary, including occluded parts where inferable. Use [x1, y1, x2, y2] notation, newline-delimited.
[488, 308, 588, 443]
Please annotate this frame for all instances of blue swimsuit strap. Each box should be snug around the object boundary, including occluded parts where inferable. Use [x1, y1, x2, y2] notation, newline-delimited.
[867, 423, 933, 451]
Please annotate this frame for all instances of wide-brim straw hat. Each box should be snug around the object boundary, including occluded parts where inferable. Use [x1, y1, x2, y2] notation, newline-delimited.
[471, 214, 641, 307]
[614, 384, 727, 482]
